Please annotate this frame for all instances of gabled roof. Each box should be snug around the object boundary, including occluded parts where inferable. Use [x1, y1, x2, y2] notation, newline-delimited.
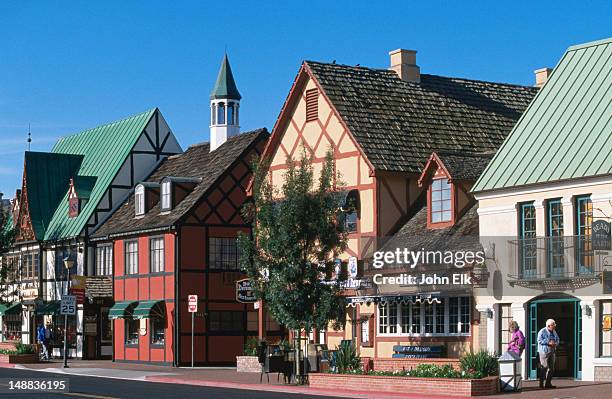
[210, 54, 242, 100]
[23, 151, 84, 240]
[92, 129, 269, 239]
[419, 151, 494, 186]
[473, 38, 612, 193]
[296, 61, 537, 173]
[39, 108, 157, 241]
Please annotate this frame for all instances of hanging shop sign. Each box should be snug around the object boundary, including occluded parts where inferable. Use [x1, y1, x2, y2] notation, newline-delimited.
[593, 220, 611, 251]
[236, 279, 257, 303]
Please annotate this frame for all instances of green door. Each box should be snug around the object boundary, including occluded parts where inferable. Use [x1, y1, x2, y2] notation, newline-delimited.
[529, 302, 538, 379]
[575, 301, 582, 380]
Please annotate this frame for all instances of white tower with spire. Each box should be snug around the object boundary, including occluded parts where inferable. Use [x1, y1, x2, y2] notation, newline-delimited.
[210, 53, 241, 151]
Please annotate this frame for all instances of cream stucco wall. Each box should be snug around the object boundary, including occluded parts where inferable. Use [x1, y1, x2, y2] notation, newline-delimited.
[474, 176, 612, 381]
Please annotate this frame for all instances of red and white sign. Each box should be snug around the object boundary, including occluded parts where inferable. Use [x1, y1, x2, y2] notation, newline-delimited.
[188, 294, 198, 313]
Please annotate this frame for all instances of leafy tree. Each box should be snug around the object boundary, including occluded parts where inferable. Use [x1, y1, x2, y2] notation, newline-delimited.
[239, 149, 349, 381]
[0, 205, 16, 303]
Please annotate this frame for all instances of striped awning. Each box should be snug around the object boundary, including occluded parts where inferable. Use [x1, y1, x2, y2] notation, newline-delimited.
[35, 301, 61, 316]
[108, 301, 138, 319]
[132, 300, 165, 319]
[0, 302, 22, 316]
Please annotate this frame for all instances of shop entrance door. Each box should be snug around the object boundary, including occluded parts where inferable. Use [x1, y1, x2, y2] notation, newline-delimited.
[528, 298, 581, 379]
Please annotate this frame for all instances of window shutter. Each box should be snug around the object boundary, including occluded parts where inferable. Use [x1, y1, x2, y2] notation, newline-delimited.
[365, 315, 374, 347]
[305, 89, 319, 122]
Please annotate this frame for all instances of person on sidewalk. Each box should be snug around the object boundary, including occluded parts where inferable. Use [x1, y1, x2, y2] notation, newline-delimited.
[37, 323, 49, 361]
[45, 322, 53, 359]
[537, 318, 559, 389]
[507, 321, 525, 356]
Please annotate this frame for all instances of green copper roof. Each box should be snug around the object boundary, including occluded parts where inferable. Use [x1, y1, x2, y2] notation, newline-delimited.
[210, 54, 241, 100]
[39, 108, 156, 241]
[473, 38, 612, 193]
[24, 151, 84, 240]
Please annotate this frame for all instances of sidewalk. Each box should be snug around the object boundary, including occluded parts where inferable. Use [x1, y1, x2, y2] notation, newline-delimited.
[7, 360, 612, 399]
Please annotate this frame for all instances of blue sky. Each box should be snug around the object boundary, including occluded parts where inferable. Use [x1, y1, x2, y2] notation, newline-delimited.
[0, 1, 610, 198]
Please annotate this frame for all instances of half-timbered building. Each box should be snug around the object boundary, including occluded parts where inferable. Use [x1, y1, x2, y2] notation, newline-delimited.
[259, 48, 538, 358]
[91, 55, 277, 366]
[1, 109, 182, 360]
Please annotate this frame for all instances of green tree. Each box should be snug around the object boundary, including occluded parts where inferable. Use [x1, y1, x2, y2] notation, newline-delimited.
[239, 150, 349, 381]
[0, 206, 16, 302]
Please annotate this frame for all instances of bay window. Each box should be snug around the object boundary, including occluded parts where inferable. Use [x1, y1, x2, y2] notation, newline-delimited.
[378, 297, 469, 336]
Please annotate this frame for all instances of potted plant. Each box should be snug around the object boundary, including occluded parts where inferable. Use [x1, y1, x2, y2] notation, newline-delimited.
[236, 337, 263, 373]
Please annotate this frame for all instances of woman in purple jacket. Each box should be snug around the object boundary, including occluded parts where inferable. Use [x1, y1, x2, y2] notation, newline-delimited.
[507, 321, 526, 356]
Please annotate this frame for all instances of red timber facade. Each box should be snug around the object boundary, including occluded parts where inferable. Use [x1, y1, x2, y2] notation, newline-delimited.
[92, 129, 275, 366]
[258, 49, 538, 359]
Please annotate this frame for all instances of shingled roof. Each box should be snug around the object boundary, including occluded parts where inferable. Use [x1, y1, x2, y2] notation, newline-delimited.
[92, 129, 269, 238]
[305, 61, 538, 173]
[436, 151, 494, 182]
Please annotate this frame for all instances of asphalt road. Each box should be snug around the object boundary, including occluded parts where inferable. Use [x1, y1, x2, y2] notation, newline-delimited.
[0, 368, 346, 399]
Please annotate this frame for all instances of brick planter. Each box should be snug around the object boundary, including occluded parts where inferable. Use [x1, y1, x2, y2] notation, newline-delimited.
[373, 358, 461, 372]
[309, 373, 499, 397]
[0, 354, 39, 364]
[236, 356, 262, 373]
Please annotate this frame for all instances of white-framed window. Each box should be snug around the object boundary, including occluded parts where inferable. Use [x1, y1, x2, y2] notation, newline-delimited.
[378, 297, 469, 336]
[431, 178, 452, 223]
[95, 245, 113, 275]
[125, 240, 138, 275]
[150, 237, 164, 273]
[161, 180, 171, 211]
[135, 185, 145, 216]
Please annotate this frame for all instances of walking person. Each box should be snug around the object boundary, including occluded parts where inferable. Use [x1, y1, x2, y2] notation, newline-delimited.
[507, 321, 525, 356]
[37, 323, 49, 361]
[537, 319, 559, 389]
[45, 322, 53, 360]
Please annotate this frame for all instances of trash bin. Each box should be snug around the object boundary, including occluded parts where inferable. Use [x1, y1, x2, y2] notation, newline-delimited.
[498, 351, 522, 391]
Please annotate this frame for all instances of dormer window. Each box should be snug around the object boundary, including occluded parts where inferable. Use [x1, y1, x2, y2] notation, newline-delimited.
[135, 185, 145, 216]
[431, 178, 452, 223]
[161, 180, 172, 211]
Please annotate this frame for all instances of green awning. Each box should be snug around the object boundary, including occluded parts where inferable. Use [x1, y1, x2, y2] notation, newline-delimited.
[35, 301, 61, 316]
[0, 302, 22, 316]
[108, 301, 138, 320]
[132, 300, 165, 319]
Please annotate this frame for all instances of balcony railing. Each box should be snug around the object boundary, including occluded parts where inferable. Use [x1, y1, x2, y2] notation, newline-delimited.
[507, 235, 608, 289]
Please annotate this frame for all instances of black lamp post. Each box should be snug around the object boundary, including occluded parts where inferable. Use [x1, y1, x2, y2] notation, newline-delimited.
[63, 256, 74, 368]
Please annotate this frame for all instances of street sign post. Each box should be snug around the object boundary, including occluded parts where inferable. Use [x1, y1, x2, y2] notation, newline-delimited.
[188, 295, 197, 367]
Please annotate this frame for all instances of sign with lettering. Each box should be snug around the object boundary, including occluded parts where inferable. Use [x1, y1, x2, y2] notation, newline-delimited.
[593, 220, 611, 251]
[236, 279, 257, 303]
[348, 256, 358, 278]
[60, 295, 76, 315]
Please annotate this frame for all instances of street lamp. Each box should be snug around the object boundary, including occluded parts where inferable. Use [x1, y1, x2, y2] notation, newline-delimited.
[63, 256, 74, 368]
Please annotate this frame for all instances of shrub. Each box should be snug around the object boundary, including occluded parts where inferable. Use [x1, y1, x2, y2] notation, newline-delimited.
[459, 350, 498, 378]
[15, 342, 35, 355]
[243, 337, 259, 356]
[334, 341, 361, 373]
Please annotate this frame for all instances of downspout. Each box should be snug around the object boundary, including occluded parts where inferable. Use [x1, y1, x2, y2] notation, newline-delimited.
[173, 225, 180, 367]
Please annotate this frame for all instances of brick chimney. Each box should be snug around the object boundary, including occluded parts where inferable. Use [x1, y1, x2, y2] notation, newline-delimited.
[534, 67, 552, 88]
[389, 49, 420, 83]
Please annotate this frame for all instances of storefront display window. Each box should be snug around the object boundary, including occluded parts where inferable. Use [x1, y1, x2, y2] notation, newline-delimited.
[150, 318, 165, 345]
[3, 314, 22, 341]
[125, 319, 139, 345]
[601, 301, 612, 357]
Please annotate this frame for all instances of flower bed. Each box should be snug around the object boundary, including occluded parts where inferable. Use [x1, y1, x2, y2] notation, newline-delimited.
[373, 357, 461, 372]
[309, 373, 498, 397]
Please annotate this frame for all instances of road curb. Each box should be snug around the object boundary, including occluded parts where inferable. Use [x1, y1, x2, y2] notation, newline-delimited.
[145, 375, 470, 399]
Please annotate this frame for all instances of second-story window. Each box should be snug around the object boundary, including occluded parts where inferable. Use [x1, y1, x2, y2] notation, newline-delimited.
[547, 199, 564, 276]
[150, 237, 164, 273]
[519, 202, 537, 278]
[125, 240, 138, 275]
[209, 237, 239, 270]
[135, 185, 145, 216]
[431, 178, 452, 223]
[161, 180, 171, 211]
[576, 195, 593, 274]
[96, 245, 113, 275]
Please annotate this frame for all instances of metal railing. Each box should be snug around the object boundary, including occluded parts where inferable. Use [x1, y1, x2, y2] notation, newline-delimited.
[508, 235, 604, 281]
